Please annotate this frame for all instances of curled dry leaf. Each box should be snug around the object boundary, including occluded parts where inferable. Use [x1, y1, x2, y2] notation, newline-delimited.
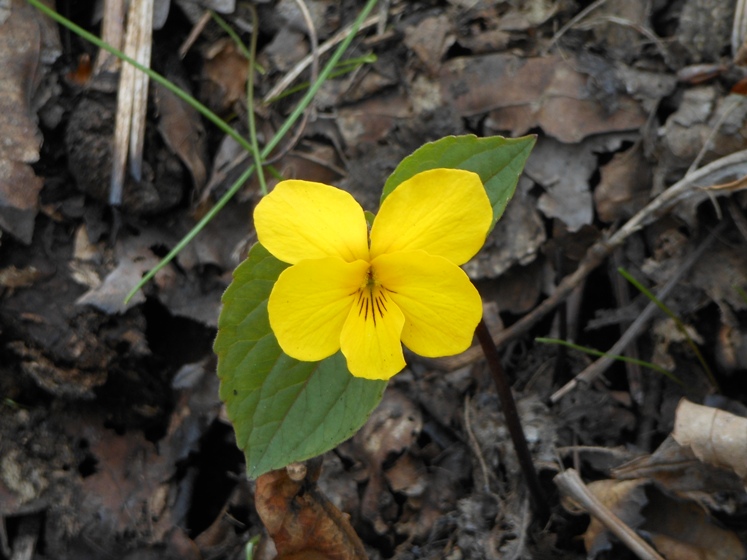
[673, 399, 747, 483]
[568, 474, 745, 560]
[255, 465, 368, 560]
[582, 478, 648, 557]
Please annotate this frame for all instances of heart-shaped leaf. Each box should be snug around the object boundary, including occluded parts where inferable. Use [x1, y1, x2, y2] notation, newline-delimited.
[214, 243, 387, 478]
[382, 134, 536, 231]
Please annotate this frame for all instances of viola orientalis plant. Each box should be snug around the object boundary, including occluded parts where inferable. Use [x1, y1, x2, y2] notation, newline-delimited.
[214, 134, 536, 477]
[256, 169, 490, 380]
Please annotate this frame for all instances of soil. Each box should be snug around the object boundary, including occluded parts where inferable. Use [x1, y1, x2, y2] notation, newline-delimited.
[3, 0, 747, 559]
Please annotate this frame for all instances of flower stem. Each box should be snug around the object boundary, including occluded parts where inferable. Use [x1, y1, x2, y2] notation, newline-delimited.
[475, 318, 549, 519]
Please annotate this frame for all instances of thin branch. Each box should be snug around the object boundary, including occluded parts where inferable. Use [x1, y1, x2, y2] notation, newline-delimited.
[475, 319, 549, 520]
[550, 221, 726, 403]
[555, 469, 665, 560]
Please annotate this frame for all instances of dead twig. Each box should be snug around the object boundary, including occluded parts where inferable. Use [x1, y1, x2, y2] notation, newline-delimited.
[732, 0, 747, 56]
[554, 469, 665, 560]
[544, 0, 609, 54]
[463, 395, 492, 493]
[550, 221, 726, 403]
[262, 0, 320, 166]
[261, 13, 381, 105]
[110, 0, 153, 205]
[475, 319, 549, 520]
[178, 10, 211, 59]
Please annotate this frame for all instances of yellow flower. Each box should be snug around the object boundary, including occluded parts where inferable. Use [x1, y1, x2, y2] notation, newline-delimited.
[254, 168, 492, 380]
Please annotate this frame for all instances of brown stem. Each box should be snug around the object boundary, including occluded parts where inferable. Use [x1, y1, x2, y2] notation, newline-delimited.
[475, 318, 549, 520]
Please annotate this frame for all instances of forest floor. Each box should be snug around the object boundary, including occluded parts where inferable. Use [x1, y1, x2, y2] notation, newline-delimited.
[3, 0, 747, 558]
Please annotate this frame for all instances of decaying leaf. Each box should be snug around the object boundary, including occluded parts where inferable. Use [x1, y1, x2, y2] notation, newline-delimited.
[464, 176, 545, 278]
[0, 0, 59, 243]
[200, 38, 249, 115]
[353, 389, 423, 534]
[673, 399, 747, 483]
[403, 14, 455, 76]
[594, 147, 651, 222]
[154, 78, 208, 193]
[76, 235, 162, 313]
[255, 464, 367, 560]
[583, 478, 648, 556]
[577, 476, 745, 559]
[612, 436, 746, 510]
[524, 137, 596, 231]
[439, 53, 646, 143]
[643, 488, 745, 560]
[0, 265, 44, 289]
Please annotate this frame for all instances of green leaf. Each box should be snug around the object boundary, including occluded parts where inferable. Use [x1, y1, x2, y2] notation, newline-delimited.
[214, 243, 387, 478]
[381, 134, 536, 231]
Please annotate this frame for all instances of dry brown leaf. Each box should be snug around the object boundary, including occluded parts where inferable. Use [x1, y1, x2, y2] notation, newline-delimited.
[0, 265, 44, 289]
[200, 38, 249, 115]
[154, 79, 208, 193]
[594, 147, 652, 222]
[255, 465, 367, 560]
[76, 236, 161, 313]
[403, 14, 455, 76]
[58, 361, 220, 553]
[439, 53, 646, 143]
[643, 488, 746, 560]
[673, 399, 747, 483]
[337, 93, 413, 151]
[582, 477, 745, 559]
[352, 389, 423, 534]
[612, 436, 745, 505]
[463, 176, 545, 278]
[583, 478, 648, 556]
[524, 137, 597, 231]
[0, 0, 58, 243]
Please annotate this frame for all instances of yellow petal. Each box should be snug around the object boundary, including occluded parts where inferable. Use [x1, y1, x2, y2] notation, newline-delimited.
[373, 251, 482, 357]
[370, 169, 492, 265]
[268, 257, 369, 361]
[340, 285, 406, 380]
[255, 180, 369, 264]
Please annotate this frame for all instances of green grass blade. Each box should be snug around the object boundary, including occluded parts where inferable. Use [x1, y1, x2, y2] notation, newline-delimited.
[27, 0, 253, 154]
[617, 267, 717, 389]
[536, 337, 683, 385]
[122, 0, 380, 302]
[265, 53, 378, 104]
[245, 4, 267, 195]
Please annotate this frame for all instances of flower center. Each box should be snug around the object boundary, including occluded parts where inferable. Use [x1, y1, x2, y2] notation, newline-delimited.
[355, 266, 392, 326]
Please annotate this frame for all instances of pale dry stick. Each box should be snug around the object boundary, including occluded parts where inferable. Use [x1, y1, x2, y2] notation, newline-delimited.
[463, 395, 492, 493]
[128, 0, 153, 182]
[261, 13, 381, 104]
[294, 0, 319, 85]
[178, 11, 211, 59]
[579, 15, 671, 66]
[437, 149, 747, 372]
[543, 0, 610, 54]
[110, 0, 141, 206]
[93, 0, 125, 76]
[554, 469, 665, 560]
[376, 0, 390, 35]
[732, 0, 747, 56]
[687, 95, 744, 177]
[550, 222, 725, 403]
